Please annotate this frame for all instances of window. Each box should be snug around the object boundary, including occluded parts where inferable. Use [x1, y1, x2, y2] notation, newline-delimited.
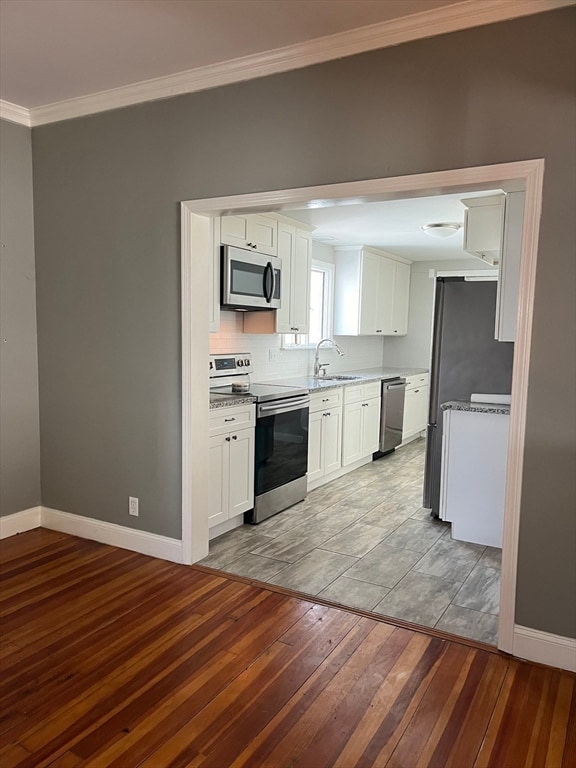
[282, 260, 334, 348]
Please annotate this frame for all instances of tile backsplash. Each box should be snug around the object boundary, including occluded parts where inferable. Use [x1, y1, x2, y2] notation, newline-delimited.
[209, 312, 386, 381]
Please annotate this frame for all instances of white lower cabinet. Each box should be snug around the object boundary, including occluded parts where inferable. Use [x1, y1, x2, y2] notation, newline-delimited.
[208, 405, 255, 528]
[440, 407, 509, 547]
[342, 383, 381, 466]
[307, 389, 342, 484]
[402, 374, 429, 444]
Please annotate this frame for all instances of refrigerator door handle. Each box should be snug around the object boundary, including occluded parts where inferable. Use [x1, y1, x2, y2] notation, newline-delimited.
[423, 423, 437, 510]
[428, 278, 445, 425]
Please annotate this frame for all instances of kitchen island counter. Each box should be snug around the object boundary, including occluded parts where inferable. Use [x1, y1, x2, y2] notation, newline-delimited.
[441, 400, 511, 416]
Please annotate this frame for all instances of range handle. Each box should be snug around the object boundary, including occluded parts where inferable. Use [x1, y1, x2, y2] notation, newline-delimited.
[257, 396, 310, 418]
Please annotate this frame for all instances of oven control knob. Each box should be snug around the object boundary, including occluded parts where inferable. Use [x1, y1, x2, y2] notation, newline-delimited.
[209, 361, 213, 370]
[238, 360, 244, 367]
[244, 358, 250, 366]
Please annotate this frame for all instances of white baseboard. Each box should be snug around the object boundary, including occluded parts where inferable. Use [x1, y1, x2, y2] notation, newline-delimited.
[514, 625, 576, 672]
[0, 506, 42, 538]
[41, 507, 183, 564]
[1, 505, 183, 564]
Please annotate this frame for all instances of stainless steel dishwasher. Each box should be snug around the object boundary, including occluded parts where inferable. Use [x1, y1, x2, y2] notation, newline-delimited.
[376, 378, 406, 455]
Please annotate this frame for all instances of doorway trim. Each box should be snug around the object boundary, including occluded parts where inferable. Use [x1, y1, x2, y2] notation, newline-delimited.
[181, 158, 544, 655]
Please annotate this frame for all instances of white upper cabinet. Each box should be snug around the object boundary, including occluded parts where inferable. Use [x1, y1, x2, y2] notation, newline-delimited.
[358, 250, 381, 334]
[209, 218, 221, 333]
[220, 213, 278, 256]
[242, 216, 314, 335]
[274, 221, 312, 334]
[462, 195, 505, 265]
[462, 191, 524, 341]
[334, 246, 411, 336]
[391, 261, 411, 336]
[495, 191, 524, 342]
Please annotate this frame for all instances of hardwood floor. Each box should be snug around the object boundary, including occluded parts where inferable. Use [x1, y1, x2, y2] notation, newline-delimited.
[1, 529, 574, 768]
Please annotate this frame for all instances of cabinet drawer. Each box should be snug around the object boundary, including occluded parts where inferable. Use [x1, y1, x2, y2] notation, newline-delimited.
[343, 381, 381, 404]
[309, 388, 342, 413]
[363, 381, 381, 400]
[209, 404, 255, 436]
[343, 385, 364, 404]
[405, 373, 429, 391]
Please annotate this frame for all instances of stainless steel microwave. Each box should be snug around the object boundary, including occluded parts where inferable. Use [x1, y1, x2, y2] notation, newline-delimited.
[220, 245, 282, 311]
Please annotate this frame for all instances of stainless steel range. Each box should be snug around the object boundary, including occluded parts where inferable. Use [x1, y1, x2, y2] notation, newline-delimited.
[209, 353, 310, 524]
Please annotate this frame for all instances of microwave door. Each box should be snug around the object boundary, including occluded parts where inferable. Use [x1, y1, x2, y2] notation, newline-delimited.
[222, 246, 282, 310]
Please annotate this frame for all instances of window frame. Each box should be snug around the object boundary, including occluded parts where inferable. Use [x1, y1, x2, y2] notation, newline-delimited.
[281, 259, 335, 350]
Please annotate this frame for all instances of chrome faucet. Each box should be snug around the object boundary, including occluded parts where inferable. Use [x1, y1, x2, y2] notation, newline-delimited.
[313, 338, 345, 377]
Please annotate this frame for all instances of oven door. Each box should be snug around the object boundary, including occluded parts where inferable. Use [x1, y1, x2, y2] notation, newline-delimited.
[255, 397, 310, 496]
[221, 246, 282, 310]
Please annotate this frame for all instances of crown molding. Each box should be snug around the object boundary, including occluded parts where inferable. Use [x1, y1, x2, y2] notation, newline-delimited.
[0, 100, 32, 127]
[3, 0, 574, 128]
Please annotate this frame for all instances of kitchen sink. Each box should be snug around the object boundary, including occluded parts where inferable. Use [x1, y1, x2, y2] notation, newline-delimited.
[313, 375, 363, 381]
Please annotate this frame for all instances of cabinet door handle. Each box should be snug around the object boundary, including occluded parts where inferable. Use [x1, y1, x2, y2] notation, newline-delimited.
[232, 434, 238, 440]
[225, 436, 231, 442]
[325, 411, 331, 417]
[322, 398, 329, 402]
[414, 390, 420, 394]
[224, 417, 236, 422]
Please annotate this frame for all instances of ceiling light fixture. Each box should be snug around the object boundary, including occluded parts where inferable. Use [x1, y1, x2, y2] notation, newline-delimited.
[421, 222, 462, 239]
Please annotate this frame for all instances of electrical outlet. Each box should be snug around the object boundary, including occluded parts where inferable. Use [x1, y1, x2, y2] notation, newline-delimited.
[129, 496, 139, 517]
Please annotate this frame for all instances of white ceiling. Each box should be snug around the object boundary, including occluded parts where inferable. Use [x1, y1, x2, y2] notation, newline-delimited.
[0, 0, 464, 108]
[2, 0, 571, 120]
[287, 190, 503, 262]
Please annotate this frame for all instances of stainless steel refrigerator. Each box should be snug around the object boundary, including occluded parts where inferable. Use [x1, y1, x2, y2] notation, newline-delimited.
[423, 278, 514, 517]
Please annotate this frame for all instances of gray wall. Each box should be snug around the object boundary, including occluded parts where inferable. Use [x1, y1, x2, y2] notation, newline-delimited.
[0, 120, 41, 516]
[31, 8, 575, 637]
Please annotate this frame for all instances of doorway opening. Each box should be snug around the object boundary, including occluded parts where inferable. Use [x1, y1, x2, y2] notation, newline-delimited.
[181, 160, 544, 654]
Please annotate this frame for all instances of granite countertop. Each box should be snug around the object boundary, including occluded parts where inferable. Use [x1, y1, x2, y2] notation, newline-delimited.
[441, 400, 511, 415]
[209, 393, 256, 410]
[209, 366, 429, 408]
[262, 367, 429, 391]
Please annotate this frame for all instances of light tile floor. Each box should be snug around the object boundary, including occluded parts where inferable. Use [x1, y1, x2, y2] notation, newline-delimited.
[200, 438, 501, 645]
